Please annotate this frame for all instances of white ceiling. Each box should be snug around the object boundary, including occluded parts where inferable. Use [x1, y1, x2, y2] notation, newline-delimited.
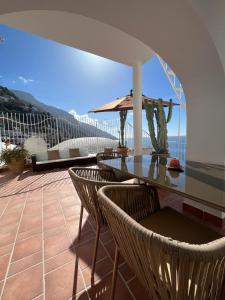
[0, 10, 154, 66]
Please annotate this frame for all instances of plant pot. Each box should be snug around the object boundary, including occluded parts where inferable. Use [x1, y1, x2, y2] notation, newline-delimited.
[117, 147, 128, 156]
[151, 151, 170, 157]
[8, 159, 25, 174]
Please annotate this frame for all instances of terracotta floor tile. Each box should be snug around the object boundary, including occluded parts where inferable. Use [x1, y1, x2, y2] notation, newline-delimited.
[87, 273, 133, 300]
[0, 228, 17, 248]
[0, 244, 13, 257]
[44, 231, 71, 260]
[0, 212, 21, 228]
[43, 203, 61, 218]
[74, 238, 107, 270]
[33, 294, 44, 300]
[100, 230, 113, 244]
[23, 202, 42, 216]
[104, 240, 124, 265]
[67, 219, 93, 239]
[63, 205, 81, 218]
[19, 215, 42, 233]
[12, 234, 42, 262]
[45, 249, 76, 274]
[82, 257, 113, 287]
[0, 254, 10, 281]
[44, 225, 67, 239]
[128, 277, 150, 300]
[119, 263, 135, 282]
[2, 264, 43, 300]
[72, 229, 95, 246]
[75, 291, 89, 300]
[43, 214, 65, 231]
[8, 251, 42, 277]
[17, 227, 42, 241]
[45, 261, 85, 300]
[0, 280, 3, 295]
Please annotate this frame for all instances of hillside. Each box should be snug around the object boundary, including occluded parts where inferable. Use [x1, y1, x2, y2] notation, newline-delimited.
[0, 86, 116, 141]
[0, 86, 47, 115]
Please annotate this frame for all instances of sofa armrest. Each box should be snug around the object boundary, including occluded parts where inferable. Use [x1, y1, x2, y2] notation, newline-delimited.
[31, 154, 37, 172]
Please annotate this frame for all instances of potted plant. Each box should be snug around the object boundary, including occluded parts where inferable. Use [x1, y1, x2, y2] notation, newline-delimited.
[144, 98, 173, 156]
[0, 146, 29, 174]
[117, 110, 128, 156]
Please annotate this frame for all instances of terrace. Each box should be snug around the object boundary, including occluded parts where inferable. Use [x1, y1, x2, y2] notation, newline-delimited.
[0, 168, 224, 299]
[0, 1, 225, 299]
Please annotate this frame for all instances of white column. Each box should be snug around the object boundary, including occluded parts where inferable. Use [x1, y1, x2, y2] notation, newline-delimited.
[133, 61, 142, 155]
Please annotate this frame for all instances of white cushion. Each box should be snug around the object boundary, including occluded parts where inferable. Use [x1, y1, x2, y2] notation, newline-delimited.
[59, 149, 69, 159]
[122, 178, 142, 184]
[36, 155, 94, 165]
[80, 148, 89, 156]
[36, 152, 48, 162]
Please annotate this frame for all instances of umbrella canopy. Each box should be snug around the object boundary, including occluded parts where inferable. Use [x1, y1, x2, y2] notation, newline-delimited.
[89, 91, 179, 113]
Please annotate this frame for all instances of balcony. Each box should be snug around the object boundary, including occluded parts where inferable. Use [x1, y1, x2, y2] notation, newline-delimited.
[0, 168, 224, 299]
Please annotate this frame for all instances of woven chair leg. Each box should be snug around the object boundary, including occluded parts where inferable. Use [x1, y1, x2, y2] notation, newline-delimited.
[110, 245, 119, 300]
[91, 224, 100, 283]
[77, 205, 83, 241]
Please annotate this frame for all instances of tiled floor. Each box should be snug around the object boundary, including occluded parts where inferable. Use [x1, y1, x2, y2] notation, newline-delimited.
[0, 168, 224, 300]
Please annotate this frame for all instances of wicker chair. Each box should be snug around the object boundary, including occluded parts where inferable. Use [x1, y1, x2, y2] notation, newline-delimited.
[68, 167, 122, 282]
[96, 151, 123, 165]
[96, 151, 133, 182]
[98, 185, 225, 300]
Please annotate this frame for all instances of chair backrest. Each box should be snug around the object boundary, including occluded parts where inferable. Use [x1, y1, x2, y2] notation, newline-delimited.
[96, 151, 123, 163]
[68, 167, 118, 224]
[98, 185, 225, 300]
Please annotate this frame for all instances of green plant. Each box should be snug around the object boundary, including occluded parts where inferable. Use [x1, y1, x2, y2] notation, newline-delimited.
[119, 110, 128, 147]
[144, 99, 173, 154]
[0, 147, 29, 164]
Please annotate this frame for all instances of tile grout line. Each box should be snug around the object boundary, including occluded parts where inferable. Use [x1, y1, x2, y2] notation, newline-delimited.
[0, 197, 12, 219]
[6, 262, 42, 280]
[55, 191, 90, 299]
[41, 187, 46, 300]
[0, 191, 29, 299]
[88, 220, 136, 300]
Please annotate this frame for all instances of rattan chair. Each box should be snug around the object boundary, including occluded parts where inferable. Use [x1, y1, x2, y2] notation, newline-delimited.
[96, 151, 133, 182]
[96, 150, 123, 165]
[98, 185, 225, 300]
[68, 167, 121, 282]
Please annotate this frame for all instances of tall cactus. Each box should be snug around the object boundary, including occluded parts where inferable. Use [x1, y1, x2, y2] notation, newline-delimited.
[119, 110, 128, 147]
[144, 98, 173, 154]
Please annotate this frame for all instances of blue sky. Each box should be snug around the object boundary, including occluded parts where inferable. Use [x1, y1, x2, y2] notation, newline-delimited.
[0, 24, 186, 136]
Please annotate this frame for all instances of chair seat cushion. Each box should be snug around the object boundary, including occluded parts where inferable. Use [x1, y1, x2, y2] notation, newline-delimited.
[139, 207, 222, 244]
[122, 178, 139, 184]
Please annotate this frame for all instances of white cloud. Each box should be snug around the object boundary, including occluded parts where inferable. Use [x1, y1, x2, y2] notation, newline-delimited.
[18, 76, 34, 84]
[69, 110, 99, 126]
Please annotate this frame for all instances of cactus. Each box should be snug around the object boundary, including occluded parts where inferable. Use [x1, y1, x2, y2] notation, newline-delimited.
[119, 110, 128, 147]
[144, 98, 173, 154]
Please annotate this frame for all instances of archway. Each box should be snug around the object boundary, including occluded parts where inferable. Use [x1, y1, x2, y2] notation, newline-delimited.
[0, 2, 224, 164]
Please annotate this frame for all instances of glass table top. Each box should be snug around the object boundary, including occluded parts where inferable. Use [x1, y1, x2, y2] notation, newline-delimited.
[100, 155, 225, 212]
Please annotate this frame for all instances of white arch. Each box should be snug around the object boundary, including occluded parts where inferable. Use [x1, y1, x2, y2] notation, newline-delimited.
[0, 0, 224, 164]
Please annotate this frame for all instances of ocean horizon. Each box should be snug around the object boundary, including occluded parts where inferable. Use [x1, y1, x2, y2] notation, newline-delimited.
[126, 136, 186, 162]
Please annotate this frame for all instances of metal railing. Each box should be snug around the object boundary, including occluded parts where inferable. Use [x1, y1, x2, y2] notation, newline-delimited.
[0, 112, 186, 160]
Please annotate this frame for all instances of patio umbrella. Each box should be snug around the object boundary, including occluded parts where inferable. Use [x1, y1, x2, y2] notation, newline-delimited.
[89, 90, 179, 113]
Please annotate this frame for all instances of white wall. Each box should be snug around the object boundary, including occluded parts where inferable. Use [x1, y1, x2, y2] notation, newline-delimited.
[0, 0, 225, 164]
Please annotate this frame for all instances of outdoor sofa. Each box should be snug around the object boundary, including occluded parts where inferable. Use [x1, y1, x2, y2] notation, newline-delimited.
[31, 148, 97, 171]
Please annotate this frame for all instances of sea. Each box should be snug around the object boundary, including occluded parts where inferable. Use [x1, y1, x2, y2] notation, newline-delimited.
[126, 136, 186, 162]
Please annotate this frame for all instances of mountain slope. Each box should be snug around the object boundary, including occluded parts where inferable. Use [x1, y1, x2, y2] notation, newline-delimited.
[11, 88, 116, 140]
[13, 89, 75, 121]
[0, 86, 46, 114]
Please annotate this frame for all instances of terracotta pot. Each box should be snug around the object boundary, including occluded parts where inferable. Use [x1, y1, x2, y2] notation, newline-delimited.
[151, 151, 170, 157]
[8, 159, 25, 174]
[117, 147, 128, 156]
